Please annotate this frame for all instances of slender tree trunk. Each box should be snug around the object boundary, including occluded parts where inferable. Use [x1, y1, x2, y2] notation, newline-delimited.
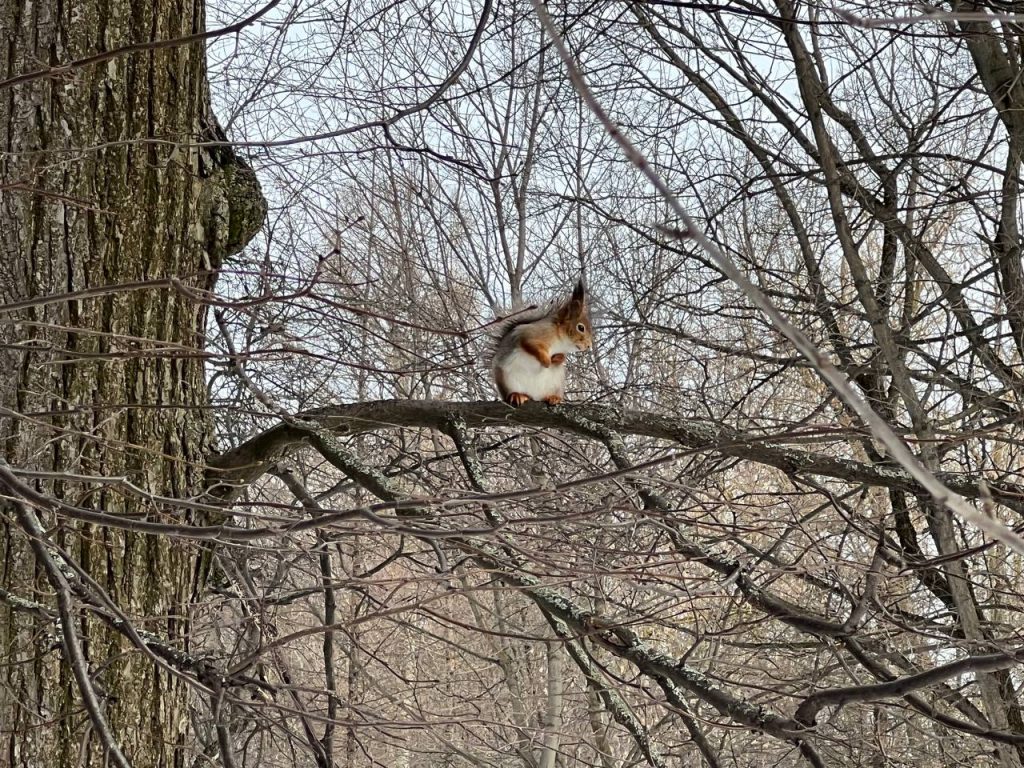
[537, 637, 564, 768]
[0, 1, 265, 765]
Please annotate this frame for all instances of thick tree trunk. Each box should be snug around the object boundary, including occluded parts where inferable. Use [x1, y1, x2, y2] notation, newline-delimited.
[0, 1, 265, 765]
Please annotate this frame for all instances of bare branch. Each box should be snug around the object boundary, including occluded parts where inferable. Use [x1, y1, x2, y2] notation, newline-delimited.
[527, 0, 1024, 558]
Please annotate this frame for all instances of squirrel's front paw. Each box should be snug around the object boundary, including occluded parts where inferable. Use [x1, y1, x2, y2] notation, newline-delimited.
[506, 392, 530, 407]
[550, 353, 566, 365]
[543, 394, 563, 405]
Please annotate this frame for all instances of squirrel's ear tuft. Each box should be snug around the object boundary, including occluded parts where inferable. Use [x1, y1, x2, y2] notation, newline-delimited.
[556, 277, 588, 323]
[571, 277, 586, 305]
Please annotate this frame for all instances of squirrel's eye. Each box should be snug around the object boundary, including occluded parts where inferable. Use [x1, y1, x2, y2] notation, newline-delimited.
[576, 323, 586, 333]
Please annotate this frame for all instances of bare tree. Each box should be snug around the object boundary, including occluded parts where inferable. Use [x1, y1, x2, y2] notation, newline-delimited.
[7, 0, 1024, 766]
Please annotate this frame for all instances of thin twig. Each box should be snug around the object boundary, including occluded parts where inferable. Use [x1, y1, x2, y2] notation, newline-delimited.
[529, 0, 1024, 558]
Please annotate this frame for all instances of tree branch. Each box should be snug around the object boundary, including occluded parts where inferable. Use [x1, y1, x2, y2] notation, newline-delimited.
[209, 399, 1024, 515]
[797, 647, 1024, 728]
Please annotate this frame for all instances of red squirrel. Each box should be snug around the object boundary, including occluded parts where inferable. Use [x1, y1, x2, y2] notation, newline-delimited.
[489, 279, 593, 406]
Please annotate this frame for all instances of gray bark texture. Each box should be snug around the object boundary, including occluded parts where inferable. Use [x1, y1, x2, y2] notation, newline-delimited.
[0, 0, 265, 765]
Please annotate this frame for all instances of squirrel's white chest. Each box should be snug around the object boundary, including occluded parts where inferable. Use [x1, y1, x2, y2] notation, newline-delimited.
[497, 348, 566, 400]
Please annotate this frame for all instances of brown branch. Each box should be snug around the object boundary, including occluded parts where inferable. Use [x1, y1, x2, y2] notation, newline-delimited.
[209, 399, 1024, 515]
[796, 648, 1024, 727]
[842, 638, 1024, 745]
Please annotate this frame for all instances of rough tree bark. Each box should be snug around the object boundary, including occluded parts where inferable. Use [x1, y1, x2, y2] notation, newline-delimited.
[0, 1, 265, 765]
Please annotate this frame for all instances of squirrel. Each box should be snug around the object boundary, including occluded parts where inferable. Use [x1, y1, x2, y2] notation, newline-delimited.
[489, 278, 593, 406]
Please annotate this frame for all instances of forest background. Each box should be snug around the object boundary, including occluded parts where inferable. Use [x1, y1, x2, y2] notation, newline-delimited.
[4, 1, 1024, 767]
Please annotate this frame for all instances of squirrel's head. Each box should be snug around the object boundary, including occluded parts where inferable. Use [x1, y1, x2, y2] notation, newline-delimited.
[554, 278, 593, 351]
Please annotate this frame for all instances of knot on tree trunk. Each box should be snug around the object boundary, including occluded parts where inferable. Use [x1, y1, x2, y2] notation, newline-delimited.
[197, 110, 267, 267]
